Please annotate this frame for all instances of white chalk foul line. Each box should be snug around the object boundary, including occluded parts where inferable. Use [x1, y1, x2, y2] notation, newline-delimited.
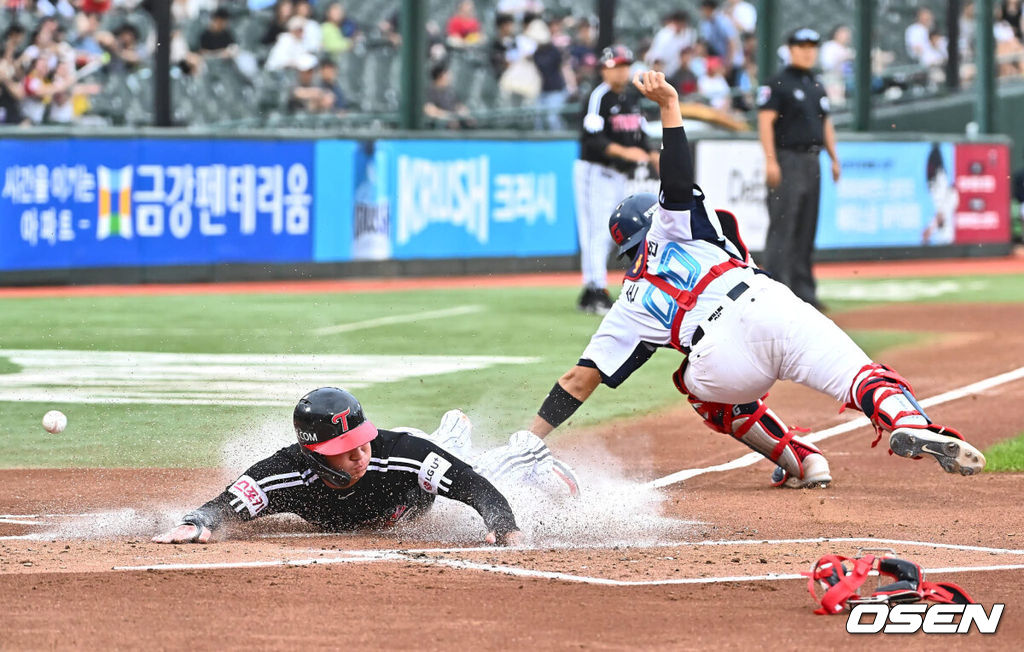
[312, 305, 483, 335]
[650, 365, 1024, 488]
[101, 537, 1024, 576]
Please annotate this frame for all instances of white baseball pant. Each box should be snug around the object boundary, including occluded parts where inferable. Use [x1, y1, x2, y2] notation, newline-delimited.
[574, 159, 628, 289]
[682, 274, 872, 405]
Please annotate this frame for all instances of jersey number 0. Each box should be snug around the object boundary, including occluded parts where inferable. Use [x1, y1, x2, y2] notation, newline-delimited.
[641, 242, 701, 328]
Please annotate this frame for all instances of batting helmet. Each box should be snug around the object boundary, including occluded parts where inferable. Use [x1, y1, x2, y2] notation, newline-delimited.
[600, 45, 634, 68]
[608, 193, 657, 256]
[294, 387, 378, 486]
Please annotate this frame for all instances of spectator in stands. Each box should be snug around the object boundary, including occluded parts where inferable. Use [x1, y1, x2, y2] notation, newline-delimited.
[820, 24, 854, 106]
[533, 17, 574, 130]
[959, 2, 977, 62]
[262, 0, 294, 47]
[905, 8, 935, 64]
[79, 0, 111, 14]
[37, 0, 75, 19]
[317, 57, 347, 113]
[697, 55, 731, 111]
[22, 55, 67, 123]
[287, 52, 333, 113]
[645, 11, 695, 78]
[994, 3, 1024, 76]
[568, 18, 596, 76]
[199, 8, 238, 58]
[46, 59, 82, 123]
[293, 0, 322, 53]
[71, 12, 110, 61]
[378, 10, 402, 49]
[172, 0, 216, 24]
[497, 0, 545, 24]
[447, 0, 482, 47]
[107, 23, 147, 74]
[321, 2, 359, 55]
[1003, 0, 1024, 41]
[490, 12, 517, 76]
[548, 13, 571, 50]
[425, 63, 472, 128]
[0, 25, 26, 124]
[266, 16, 312, 71]
[698, 0, 740, 80]
[668, 45, 698, 95]
[723, 0, 757, 35]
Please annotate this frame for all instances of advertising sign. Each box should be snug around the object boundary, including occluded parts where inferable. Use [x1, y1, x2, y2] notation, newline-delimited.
[374, 139, 579, 259]
[0, 139, 315, 270]
[695, 139, 770, 251]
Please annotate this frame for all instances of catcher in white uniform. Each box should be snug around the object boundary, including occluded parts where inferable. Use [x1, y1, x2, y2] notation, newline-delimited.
[526, 71, 986, 487]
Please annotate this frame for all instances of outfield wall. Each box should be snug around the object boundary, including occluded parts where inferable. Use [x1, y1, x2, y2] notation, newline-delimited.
[0, 132, 1012, 284]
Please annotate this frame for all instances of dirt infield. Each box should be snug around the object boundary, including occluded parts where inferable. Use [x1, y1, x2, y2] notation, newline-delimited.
[3, 301, 1024, 649]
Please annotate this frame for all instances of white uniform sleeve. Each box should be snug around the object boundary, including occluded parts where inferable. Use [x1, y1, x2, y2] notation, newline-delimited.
[580, 301, 666, 387]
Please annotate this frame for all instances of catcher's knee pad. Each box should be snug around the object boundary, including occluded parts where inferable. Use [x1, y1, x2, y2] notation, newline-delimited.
[688, 396, 821, 480]
[849, 363, 930, 443]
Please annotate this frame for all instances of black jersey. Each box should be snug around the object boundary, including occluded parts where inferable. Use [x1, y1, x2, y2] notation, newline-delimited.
[756, 65, 830, 151]
[182, 429, 518, 536]
[579, 81, 650, 173]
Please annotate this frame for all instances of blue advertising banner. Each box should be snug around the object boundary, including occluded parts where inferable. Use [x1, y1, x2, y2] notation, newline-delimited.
[374, 139, 579, 259]
[0, 139, 315, 270]
[816, 141, 956, 249]
[312, 139, 359, 262]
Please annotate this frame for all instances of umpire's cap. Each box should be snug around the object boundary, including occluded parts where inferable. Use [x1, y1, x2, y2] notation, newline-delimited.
[787, 27, 821, 46]
[294, 387, 378, 455]
[600, 45, 634, 68]
[609, 193, 658, 256]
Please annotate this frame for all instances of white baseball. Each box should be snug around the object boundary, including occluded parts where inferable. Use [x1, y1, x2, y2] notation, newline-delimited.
[42, 410, 67, 434]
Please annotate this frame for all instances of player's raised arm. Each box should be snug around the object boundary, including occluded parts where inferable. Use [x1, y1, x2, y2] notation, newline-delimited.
[632, 70, 694, 209]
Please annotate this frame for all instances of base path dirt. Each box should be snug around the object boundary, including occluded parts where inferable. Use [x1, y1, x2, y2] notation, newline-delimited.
[2, 301, 1023, 649]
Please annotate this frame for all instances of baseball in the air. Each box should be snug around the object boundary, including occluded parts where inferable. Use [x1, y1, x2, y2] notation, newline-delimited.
[42, 410, 67, 434]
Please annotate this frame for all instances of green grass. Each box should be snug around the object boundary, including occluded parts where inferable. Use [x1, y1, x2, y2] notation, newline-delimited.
[0, 273, 1010, 469]
[818, 273, 1024, 307]
[983, 433, 1024, 472]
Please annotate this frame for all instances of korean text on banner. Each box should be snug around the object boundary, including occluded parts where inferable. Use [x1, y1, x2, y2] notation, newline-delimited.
[1, 139, 315, 271]
[375, 139, 579, 259]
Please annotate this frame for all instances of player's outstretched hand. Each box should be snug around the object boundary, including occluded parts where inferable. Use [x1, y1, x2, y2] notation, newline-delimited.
[486, 529, 525, 547]
[152, 523, 211, 544]
[632, 70, 678, 107]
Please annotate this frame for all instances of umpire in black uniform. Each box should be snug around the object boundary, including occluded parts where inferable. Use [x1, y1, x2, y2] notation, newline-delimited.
[757, 28, 840, 310]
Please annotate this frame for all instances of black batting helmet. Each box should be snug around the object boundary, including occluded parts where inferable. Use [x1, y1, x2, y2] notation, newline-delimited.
[294, 387, 377, 486]
[608, 193, 657, 256]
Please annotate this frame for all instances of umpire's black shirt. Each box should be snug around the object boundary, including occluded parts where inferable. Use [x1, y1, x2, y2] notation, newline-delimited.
[182, 430, 518, 536]
[757, 65, 829, 151]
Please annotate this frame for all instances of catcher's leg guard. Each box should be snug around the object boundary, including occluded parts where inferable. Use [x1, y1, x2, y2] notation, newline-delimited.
[849, 363, 985, 475]
[688, 396, 832, 488]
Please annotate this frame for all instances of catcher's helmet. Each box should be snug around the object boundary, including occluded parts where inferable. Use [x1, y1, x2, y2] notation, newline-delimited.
[294, 387, 377, 486]
[600, 45, 634, 68]
[608, 192, 657, 256]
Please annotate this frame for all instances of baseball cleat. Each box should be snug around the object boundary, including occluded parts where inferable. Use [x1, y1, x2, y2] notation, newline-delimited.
[771, 453, 832, 489]
[888, 426, 985, 476]
[577, 287, 613, 316]
[430, 409, 473, 457]
[551, 457, 582, 499]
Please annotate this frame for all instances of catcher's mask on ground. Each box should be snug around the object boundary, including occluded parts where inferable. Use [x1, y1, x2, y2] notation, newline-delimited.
[609, 192, 657, 257]
[294, 387, 378, 487]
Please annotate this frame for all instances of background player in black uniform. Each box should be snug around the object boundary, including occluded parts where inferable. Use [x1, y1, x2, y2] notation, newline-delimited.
[153, 387, 526, 546]
[574, 45, 659, 315]
[756, 28, 840, 311]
